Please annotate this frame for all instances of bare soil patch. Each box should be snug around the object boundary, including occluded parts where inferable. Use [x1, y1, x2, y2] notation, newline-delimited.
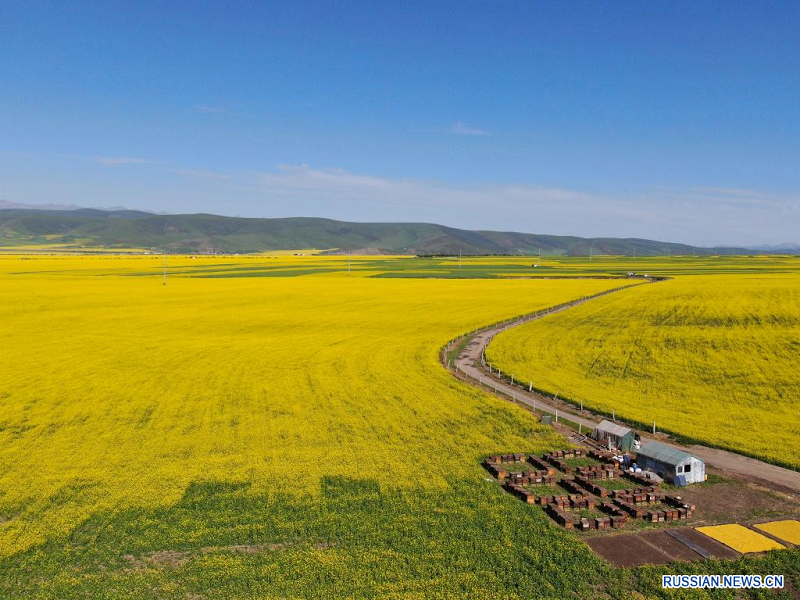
[638, 530, 702, 562]
[678, 479, 800, 526]
[586, 526, 742, 567]
[586, 534, 673, 567]
[673, 528, 740, 560]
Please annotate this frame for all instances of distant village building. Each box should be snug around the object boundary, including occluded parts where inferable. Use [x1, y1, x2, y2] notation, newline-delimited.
[636, 441, 705, 486]
[592, 420, 636, 452]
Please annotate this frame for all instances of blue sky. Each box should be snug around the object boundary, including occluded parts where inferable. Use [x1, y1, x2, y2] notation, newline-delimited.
[1, 1, 798, 246]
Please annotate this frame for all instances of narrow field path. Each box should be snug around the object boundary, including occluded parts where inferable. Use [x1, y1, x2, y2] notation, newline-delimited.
[445, 284, 800, 494]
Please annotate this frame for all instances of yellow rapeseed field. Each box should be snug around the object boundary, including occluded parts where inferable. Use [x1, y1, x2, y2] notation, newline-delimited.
[0, 255, 625, 558]
[755, 520, 800, 545]
[487, 273, 800, 467]
[696, 524, 785, 553]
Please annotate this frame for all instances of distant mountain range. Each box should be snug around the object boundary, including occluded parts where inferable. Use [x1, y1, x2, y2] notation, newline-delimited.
[0, 207, 795, 255]
[746, 242, 800, 252]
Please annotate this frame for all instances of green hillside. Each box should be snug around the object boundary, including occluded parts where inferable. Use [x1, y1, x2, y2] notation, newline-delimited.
[0, 208, 767, 255]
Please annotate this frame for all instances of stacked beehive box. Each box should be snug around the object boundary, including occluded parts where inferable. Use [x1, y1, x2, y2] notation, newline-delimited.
[573, 476, 608, 498]
[576, 464, 620, 480]
[506, 470, 555, 486]
[610, 515, 629, 528]
[505, 484, 537, 504]
[526, 455, 555, 475]
[613, 487, 661, 505]
[664, 495, 695, 518]
[486, 453, 527, 465]
[484, 449, 695, 531]
[544, 453, 572, 473]
[613, 499, 648, 518]
[484, 462, 509, 480]
[545, 503, 575, 528]
[559, 478, 585, 495]
[588, 449, 619, 466]
[568, 494, 594, 510]
[595, 517, 611, 530]
[622, 470, 656, 486]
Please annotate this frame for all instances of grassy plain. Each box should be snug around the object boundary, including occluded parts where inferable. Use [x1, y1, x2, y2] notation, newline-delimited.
[2, 254, 799, 598]
[487, 268, 800, 468]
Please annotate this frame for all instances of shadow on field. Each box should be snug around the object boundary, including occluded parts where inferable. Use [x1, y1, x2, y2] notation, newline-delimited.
[3, 477, 799, 599]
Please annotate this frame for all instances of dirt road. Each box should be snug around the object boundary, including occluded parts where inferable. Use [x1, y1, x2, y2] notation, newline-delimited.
[448, 289, 800, 494]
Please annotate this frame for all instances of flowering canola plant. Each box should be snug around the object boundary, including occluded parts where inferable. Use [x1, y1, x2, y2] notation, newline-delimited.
[487, 273, 800, 468]
[0, 255, 626, 558]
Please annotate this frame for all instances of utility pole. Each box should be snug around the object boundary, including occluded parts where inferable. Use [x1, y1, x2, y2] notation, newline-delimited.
[459, 247, 462, 269]
[163, 252, 167, 286]
[348, 251, 351, 276]
[589, 246, 593, 262]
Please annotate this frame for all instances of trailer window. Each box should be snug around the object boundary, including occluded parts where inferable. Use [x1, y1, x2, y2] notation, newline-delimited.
[684, 464, 691, 473]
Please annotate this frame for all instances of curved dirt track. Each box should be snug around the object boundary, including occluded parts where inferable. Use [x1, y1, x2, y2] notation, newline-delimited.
[446, 283, 800, 494]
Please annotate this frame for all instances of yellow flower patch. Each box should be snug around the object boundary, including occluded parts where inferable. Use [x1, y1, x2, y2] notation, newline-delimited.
[696, 524, 785, 553]
[487, 273, 800, 468]
[754, 520, 800, 545]
[0, 255, 625, 557]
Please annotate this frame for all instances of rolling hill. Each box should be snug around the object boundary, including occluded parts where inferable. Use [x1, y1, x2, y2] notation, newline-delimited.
[0, 208, 780, 255]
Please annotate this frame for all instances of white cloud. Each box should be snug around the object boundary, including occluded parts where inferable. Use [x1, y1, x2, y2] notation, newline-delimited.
[96, 156, 150, 167]
[250, 165, 619, 223]
[142, 161, 798, 246]
[238, 165, 799, 246]
[447, 121, 488, 136]
[695, 187, 759, 198]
